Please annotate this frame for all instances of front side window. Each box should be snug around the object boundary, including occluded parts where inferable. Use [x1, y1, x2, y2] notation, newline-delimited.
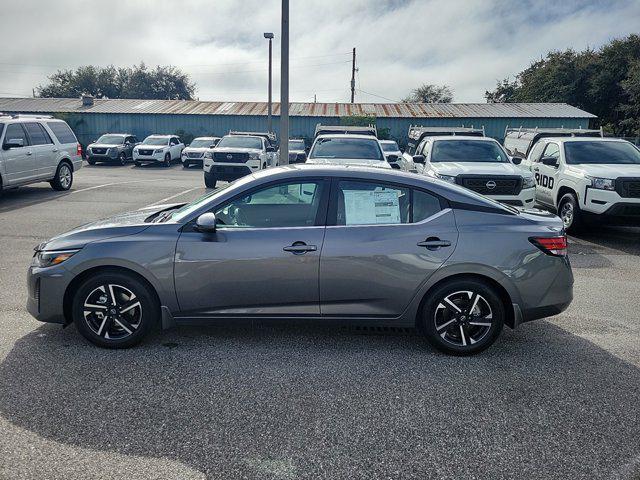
[431, 140, 509, 163]
[529, 141, 547, 163]
[214, 181, 325, 228]
[3, 123, 29, 147]
[216, 136, 263, 149]
[24, 123, 52, 145]
[564, 141, 640, 165]
[309, 137, 384, 160]
[542, 142, 560, 160]
[46, 122, 77, 144]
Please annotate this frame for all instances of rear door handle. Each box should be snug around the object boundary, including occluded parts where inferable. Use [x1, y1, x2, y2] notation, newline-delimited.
[417, 237, 452, 250]
[26, 151, 33, 156]
[283, 242, 317, 254]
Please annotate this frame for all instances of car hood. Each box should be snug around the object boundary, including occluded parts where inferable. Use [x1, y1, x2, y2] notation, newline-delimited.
[214, 147, 262, 154]
[566, 164, 640, 178]
[137, 144, 167, 149]
[289, 149, 306, 155]
[429, 161, 530, 177]
[183, 147, 211, 153]
[37, 203, 182, 251]
[88, 143, 121, 149]
[306, 158, 392, 169]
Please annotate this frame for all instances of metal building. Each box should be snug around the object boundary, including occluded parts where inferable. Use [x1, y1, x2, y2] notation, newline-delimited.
[0, 97, 596, 147]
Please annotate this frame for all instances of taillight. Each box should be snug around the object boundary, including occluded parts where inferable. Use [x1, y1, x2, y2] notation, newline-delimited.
[77, 143, 82, 156]
[530, 236, 568, 257]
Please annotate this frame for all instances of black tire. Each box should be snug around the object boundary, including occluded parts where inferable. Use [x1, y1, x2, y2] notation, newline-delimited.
[204, 171, 217, 189]
[164, 153, 171, 168]
[558, 192, 583, 233]
[134, 161, 142, 167]
[118, 152, 127, 166]
[87, 159, 96, 165]
[72, 271, 159, 349]
[182, 161, 190, 169]
[421, 278, 505, 355]
[50, 162, 73, 191]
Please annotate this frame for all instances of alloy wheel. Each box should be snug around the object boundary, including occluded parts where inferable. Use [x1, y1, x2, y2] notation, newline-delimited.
[560, 201, 574, 228]
[83, 284, 142, 340]
[434, 290, 493, 347]
[59, 165, 72, 189]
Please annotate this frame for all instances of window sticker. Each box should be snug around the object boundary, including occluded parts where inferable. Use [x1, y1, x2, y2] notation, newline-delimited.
[343, 189, 401, 225]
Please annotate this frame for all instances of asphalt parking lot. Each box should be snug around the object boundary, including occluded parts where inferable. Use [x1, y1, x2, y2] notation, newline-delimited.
[0, 163, 639, 480]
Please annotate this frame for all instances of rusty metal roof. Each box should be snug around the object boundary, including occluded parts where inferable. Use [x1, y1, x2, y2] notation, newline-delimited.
[0, 97, 597, 118]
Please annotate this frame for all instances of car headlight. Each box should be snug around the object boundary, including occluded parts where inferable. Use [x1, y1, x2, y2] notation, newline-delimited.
[522, 176, 536, 189]
[109, 148, 118, 157]
[588, 176, 616, 191]
[32, 249, 79, 268]
[155, 148, 165, 154]
[248, 153, 260, 160]
[204, 151, 213, 159]
[434, 173, 457, 184]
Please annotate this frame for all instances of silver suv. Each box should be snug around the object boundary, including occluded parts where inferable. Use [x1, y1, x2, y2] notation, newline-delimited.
[0, 114, 83, 194]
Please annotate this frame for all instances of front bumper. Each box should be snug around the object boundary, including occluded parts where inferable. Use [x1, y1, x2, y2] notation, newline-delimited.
[489, 187, 536, 207]
[583, 187, 640, 223]
[134, 153, 164, 163]
[26, 264, 73, 324]
[208, 164, 253, 181]
[88, 154, 119, 162]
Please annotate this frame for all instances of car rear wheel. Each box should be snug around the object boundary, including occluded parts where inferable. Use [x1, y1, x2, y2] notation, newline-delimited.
[72, 271, 159, 348]
[558, 193, 582, 233]
[163, 153, 171, 167]
[204, 171, 217, 188]
[50, 162, 73, 191]
[421, 279, 504, 355]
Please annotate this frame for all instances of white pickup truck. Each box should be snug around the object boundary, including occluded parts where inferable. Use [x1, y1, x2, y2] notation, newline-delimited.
[519, 137, 640, 231]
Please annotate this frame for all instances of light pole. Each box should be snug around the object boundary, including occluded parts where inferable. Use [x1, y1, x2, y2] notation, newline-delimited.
[263, 32, 274, 133]
[279, 0, 289, 163]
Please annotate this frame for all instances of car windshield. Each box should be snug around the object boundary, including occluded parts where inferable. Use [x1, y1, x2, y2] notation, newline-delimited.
[143, 137, 168, 146]
[190, 139, 215, 148]
[310, 137, 383, 160]
[216, 136, 262, 149]
[381, 142, 399, 152]
[564, 141, 640, 165]
[431, 140, 510, 163]
[96, 135, 125, 144]
[289, 140, 305, 150]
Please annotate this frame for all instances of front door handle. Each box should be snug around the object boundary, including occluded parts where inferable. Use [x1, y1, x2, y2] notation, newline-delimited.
[26, 150, 33, 156]
[533, 167, 540, 172]
[417, 237, 452, 250]
[283, 242, 317, 254]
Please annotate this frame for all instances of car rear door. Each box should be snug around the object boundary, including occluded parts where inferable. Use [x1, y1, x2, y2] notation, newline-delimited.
[1, 123, 34, 185]
[23, 122, 57, 179]
[174, 178, 330, 317]
[319, 178, 458, 318]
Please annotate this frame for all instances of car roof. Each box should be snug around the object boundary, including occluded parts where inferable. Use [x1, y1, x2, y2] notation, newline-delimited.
[541, 137, 631, 144]
[146, 134, 173, 138]
[430, 135, 497, 142]
[315, 134, 379, 140]
[100, 133, 133, 136]
[193, 136, 219, 140]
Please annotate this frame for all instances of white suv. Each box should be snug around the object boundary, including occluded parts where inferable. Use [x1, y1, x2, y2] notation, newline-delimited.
[0, 114, 82, 194]
[415, 136, 536, 207]
[133, 135, 184, 167]
[306, 134, 391, 169]
[520, 137, 640, 231]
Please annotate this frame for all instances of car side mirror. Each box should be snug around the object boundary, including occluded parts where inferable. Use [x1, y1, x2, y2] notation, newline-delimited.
[3, 138, 24, 150]
[387, 154, 398, 162]
[511, 156, 523, 165]
[412, 154, 425, 164]
[194, 212, 217, 233]
[541, 156, 558, 167]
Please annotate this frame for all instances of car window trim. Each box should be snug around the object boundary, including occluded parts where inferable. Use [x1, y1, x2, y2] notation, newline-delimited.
[326, 177, 449, 227]
[24, 122, 53, 146]
[181, 177, 332, 231]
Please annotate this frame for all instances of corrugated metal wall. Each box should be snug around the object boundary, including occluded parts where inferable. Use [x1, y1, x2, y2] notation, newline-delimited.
[54, 112, 590, 147]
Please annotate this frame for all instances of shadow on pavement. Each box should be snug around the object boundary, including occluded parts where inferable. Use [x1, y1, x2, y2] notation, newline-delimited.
[1, 321, 639, 479]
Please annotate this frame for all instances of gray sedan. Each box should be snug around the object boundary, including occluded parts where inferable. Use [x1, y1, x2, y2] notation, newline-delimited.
[26, 165, 573, 354]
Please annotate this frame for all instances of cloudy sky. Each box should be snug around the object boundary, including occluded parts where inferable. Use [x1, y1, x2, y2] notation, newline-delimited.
[1, 0, 639, 104]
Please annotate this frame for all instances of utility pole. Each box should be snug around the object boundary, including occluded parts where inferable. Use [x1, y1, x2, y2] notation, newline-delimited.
[350, 47, 356, 103]
[264, 32, 274, 133]
[279, 0, 289, 164]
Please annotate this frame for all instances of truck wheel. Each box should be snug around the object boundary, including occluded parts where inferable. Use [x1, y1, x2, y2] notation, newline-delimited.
[50, 162, 73, 191]
[558, 193, 583, 233]
[204, 171, 217, 189]
[87, 158, 96, 165]
[163, 153, 171, 168]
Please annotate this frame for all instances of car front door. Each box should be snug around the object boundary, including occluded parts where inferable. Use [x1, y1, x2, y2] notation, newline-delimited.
[533, 142, 561, 206]
[1, 123, 34, 185]
[174, 178, 329, 317]
[23, 122, 57, 179]
[319, 179, 458, 317]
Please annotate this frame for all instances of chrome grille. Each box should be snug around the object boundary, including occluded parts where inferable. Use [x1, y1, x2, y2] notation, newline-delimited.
[138, 149, 155, 156]
[187, 152, 204, 159]
[617, 178, 640, 198]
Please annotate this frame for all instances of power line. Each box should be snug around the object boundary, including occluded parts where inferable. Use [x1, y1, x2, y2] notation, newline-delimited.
[355, 88, 398, 103]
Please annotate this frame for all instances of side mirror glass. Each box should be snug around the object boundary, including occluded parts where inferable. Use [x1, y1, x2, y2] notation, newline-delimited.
[412, 154, 425, 164]
[511, 156, 523, 165]
[541, 156, 558, 167]
[195, 212, 217, 233]
[3, 138, 25, 150]
[387, 154, 398, 162]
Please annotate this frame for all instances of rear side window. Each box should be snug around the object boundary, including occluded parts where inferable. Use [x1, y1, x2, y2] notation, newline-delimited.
[24, 122, 53, 145]
[46, 121, 77, 144]
[336, 180, 410, 225]
[3, 123, 29, 147]
[413, 190, 442, 222]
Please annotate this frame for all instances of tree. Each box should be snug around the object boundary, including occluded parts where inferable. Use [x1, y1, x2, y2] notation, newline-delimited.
[37, 63, 195, 100]
[485, 78, 519, 103]
[401, 84, 453, 103]
[619, 60, 640, 135]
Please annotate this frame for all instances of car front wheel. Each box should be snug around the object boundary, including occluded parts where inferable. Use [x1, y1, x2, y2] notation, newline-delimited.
[558, 193, 582, 233]
[421, 279, 504, 355]
[50, 162, 73, 191]
[72, 271, 159, 348]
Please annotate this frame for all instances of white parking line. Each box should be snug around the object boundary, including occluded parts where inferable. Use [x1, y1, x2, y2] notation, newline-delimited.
[71, 179, 167, 194]
[148, 187, 201, 206]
